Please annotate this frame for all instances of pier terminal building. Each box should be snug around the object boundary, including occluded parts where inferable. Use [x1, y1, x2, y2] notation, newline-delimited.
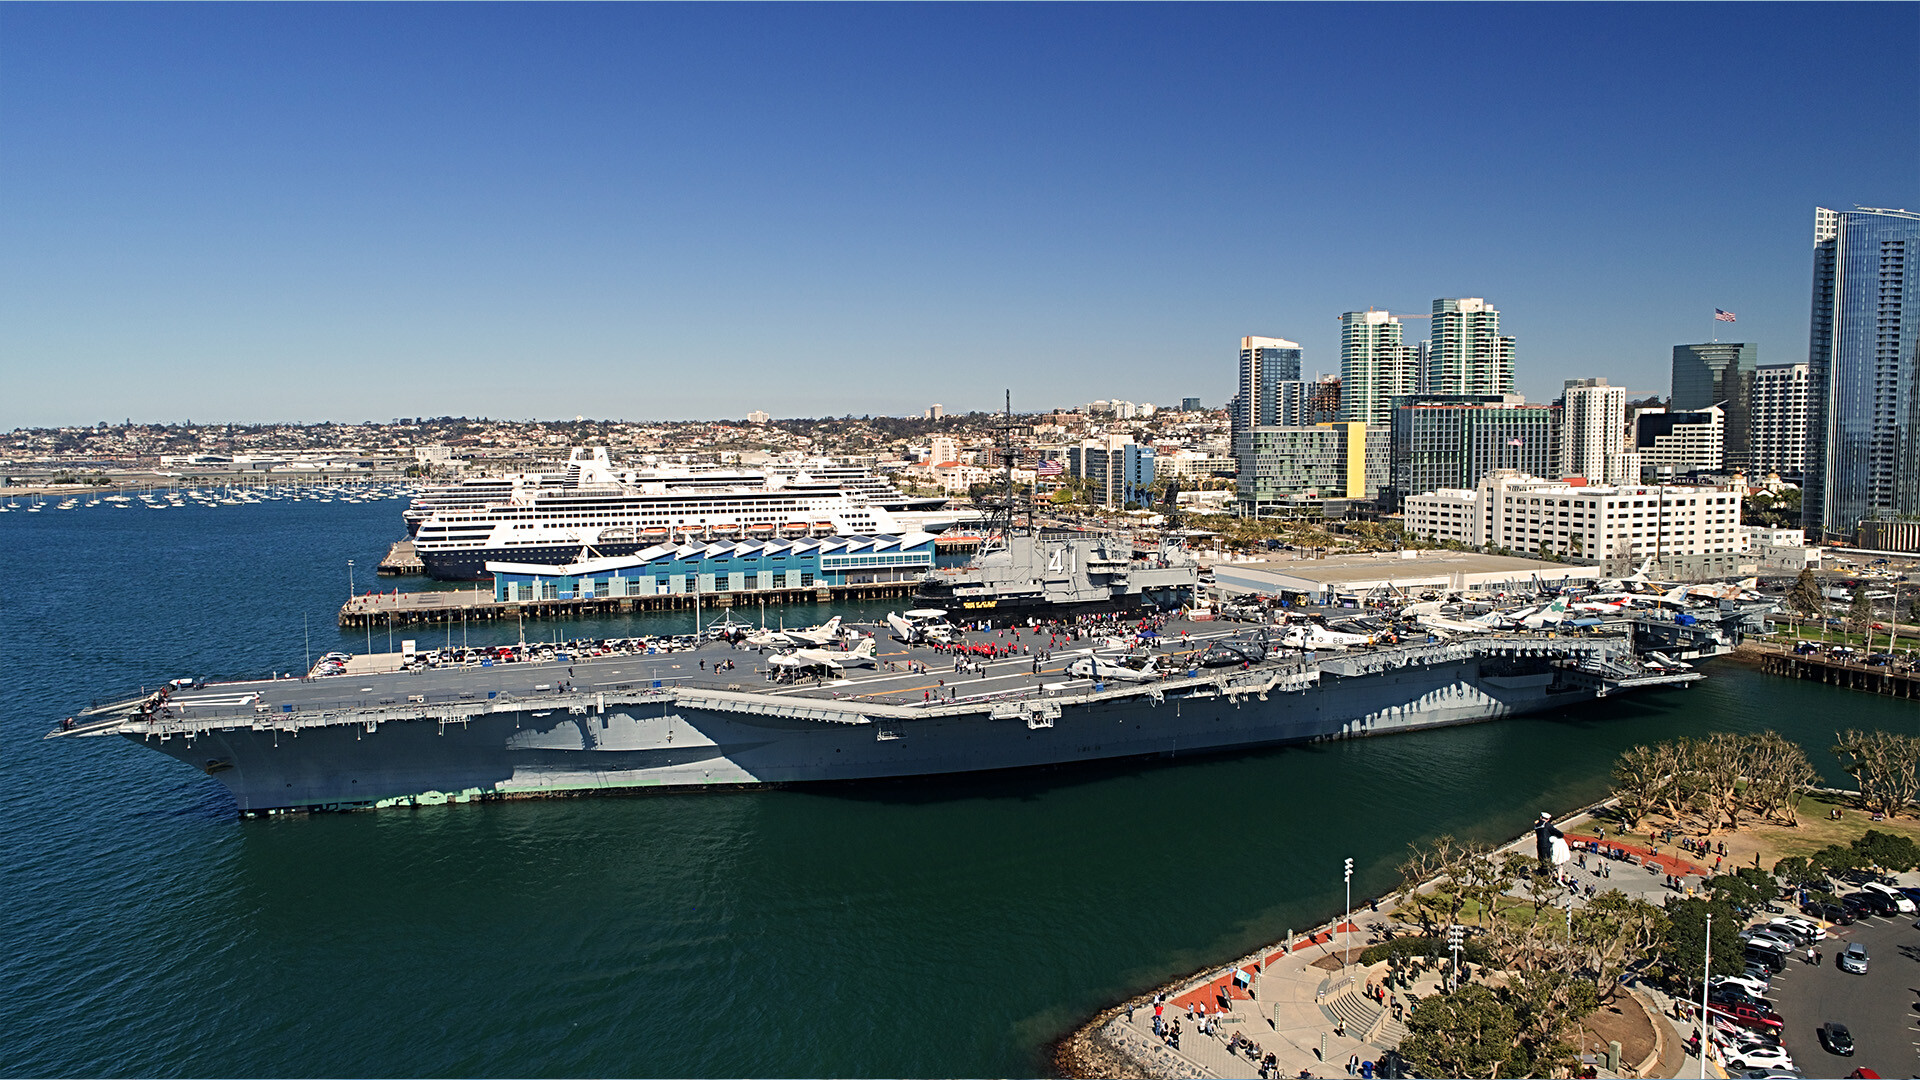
[488, 533, 936, 602]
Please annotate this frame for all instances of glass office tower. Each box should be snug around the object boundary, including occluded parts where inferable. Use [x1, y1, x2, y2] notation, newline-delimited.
[1805, 207, 1920, 541]
[1671, 342, 1756, 470]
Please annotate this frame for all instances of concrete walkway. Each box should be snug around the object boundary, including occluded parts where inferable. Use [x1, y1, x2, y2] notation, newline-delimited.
[1097, 805, 1711, 1079]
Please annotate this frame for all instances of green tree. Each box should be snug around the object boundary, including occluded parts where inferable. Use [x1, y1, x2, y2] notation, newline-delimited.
[1705, 869, 1769, 914]
[1397, 983, 1523, 1079]
[1772, 855, 1828, 893]
[1808, 843, 1864, 881]
[1832, 729, 1920, 817]
[1660, 898, 1745, 990]
[1571, 890, 1670, 1003]
[1787, 568, 1824, 618]
[1851, 829, 1920, 873]
[1398, 975, 1596, 1080]
[1738, 731, 1819, 826]
[1849, 585, 1876, 637]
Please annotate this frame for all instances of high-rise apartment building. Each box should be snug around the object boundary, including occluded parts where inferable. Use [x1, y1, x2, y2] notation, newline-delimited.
[1671, 342, 1756, 470]
[1387, 394, 1554, 507]
[1338, 311, 1416, 424]
[1749, 363, 1810, 479]
[1427, 298, 1515, 396]
[1066, 434, 1156, 508]
[1805, 206, 1920, 541]
[1231, 335, 1305, 469]
[1558, 378, 1629, 483]
[1237, 422, 1389, 512]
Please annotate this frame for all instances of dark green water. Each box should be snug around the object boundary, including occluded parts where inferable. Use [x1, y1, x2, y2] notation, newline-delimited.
[1, 498, 1910, 1077]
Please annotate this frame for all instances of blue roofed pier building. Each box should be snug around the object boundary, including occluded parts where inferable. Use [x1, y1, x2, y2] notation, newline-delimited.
[487, 533, 937, 603]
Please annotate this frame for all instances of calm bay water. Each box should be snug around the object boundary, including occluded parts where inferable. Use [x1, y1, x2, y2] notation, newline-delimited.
[1, 496, 1909, 1077]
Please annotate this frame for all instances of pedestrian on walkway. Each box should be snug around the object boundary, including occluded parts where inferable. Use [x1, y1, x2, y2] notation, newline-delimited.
[1347, 1053, 1360, 1076]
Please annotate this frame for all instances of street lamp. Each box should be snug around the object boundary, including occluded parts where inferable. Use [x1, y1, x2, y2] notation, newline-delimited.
[1343, 857, 1354, 985]
[1699, 911, 1713, 1080]
[1447, 924, 1464, 990]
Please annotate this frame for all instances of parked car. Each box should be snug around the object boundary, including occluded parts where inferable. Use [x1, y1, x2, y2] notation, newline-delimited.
[1802, 900, 1853, 926]
[1713, 973, 1771, 998]
[1742, 928, 1799, 952]
[1862, 882, 1916, 913]
[1820, 1022, 1855, 1056]
[1839, 895, 1877, 920]
[1845, 890, 1897, 916]
[1744, 947, 1787, 974]
[1716, 1028, 1781, 1054]
[1769, 915, 1825, 941]
[1715, 1001, 1785, 1031]
[1726, 1044, 1794, 1070]
[1839, 943, 1869, 974]
[1712, 988, 1775, 1012]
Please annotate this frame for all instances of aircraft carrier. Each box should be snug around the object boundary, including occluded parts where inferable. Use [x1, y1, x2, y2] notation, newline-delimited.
[50, 619, 1700, 816]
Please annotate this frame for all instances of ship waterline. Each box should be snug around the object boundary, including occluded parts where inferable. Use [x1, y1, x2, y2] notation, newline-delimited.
[59, 623, 1696, 813]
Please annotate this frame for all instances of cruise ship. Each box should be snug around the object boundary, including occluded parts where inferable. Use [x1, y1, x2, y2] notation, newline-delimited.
[410, 450, 926, 580]
[404, 449, 736, 534]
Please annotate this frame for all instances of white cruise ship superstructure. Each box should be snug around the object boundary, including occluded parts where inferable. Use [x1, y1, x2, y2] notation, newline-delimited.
[410, 448, 916, 580]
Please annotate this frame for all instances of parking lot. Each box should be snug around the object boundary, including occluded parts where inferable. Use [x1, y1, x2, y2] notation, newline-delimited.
[1763, 907, 1919, 1077]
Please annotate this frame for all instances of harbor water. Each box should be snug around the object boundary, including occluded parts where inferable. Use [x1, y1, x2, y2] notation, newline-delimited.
[1, 497, 1906, 1077]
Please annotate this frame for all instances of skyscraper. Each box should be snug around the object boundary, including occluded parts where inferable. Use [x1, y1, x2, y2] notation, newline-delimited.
[1671, 341, 1756, 470]
[1338, 311, 1415, 424]
[1427, 298, 1515, 396]
[1231, 335, 1305, 469]
[1559, 378, 1629, 483]
[1804, 206, 1920, 541]
[1387, 394, 1554, 507]
[1750, 363, 1811, 479]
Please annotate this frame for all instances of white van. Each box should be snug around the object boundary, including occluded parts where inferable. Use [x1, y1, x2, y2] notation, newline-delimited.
[1862, 882, 1916, 913]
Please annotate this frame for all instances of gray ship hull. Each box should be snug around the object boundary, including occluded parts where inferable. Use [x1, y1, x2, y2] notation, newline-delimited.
[107, 639, 1682, 813]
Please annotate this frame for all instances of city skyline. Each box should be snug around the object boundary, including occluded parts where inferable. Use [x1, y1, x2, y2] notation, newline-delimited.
[3, 4, 1913, 428]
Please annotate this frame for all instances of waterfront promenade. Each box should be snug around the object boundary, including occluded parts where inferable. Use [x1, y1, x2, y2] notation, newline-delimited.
[1065, 805, 1711, 1080]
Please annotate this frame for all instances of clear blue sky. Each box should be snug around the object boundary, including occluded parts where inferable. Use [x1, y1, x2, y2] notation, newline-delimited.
[3, 3, 1914, 428]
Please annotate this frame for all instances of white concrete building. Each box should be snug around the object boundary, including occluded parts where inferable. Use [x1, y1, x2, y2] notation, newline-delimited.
[1558, 378, 1629, 482]
[1400, 487, 1481, 546]
[1402, 470, 1747, 572]
[1634, 404, 1724, 473]
[1750, 363, 1810, 479]
[1157, 447, 1238, 480]
[1741, 525, 1822, 572]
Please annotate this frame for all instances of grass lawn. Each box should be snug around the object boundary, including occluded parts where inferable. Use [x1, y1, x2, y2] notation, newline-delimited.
[1593, 792, 1920, 873]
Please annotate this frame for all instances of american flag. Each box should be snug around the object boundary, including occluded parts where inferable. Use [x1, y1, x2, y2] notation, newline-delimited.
[1715, 308, 1737, 322]
[1036, 459, 1063, 477]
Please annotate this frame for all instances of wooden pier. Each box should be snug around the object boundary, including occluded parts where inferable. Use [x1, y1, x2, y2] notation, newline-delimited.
[339, 580, 919, 629]
[1753, 645, 1920, 700]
